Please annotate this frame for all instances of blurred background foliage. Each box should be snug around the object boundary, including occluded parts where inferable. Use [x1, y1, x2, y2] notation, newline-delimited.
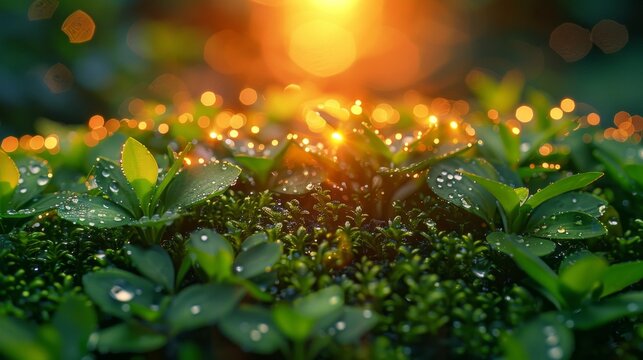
[0, 0, 641, 136]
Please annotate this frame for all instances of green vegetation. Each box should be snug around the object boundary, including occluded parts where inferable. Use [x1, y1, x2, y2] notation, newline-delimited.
[0, 115, 641, 360]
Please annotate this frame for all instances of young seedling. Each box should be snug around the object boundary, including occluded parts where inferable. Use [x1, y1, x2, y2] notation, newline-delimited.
[428, 156, 606, 255]
[82, 244, 246, 354]
[0, 150, 62, 232]
[57, 138, 241, 244]
[220, 285, 378, 359]
[186, 229, 282, 290]
[496, 238, 643, 359]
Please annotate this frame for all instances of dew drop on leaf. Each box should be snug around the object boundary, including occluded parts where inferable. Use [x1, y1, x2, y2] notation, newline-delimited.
[109, 285, 134, 302]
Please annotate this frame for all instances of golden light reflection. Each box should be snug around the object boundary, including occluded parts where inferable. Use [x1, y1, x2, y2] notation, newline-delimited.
[560, 98, 576, 112]
[239, 88, 258, 106]
[515, 105, 533, 123]
[549, 107, 563, 120]
[200, 91, 217, 106]
[1, 137, 19, 153]
[289, 21, 356, 77]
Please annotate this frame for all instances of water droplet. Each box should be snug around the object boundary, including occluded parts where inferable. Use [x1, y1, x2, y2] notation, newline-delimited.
[548, 347, 563, 359]
[329, 296, 340, 305]
[36, 176, 49, 186]
[190, 305, 201, 315]
[29, 164, 41, 174]
[335, 321, 346, 330]
[363, 309, 373, 318]
[234, 265, 244, 273]
[109, 182, 119, 193]
[200, 234, 208, 241]
[608, 218, 619, 226]
[19, 188, 27, 194]
[101, 170, 110, 178]
[627, 303, 639, 312]
[110, 285, 134, 302]
[250, 329, 262, 341]
[258, 323, 269, 333]
[557, 227, 566, 234]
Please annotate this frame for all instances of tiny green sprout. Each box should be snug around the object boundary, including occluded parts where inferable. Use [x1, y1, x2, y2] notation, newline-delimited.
[428, 156, 606, 256]
[82, 245, 246, 353]
[187, 229, 282, 291]
[0, 150, 62, 230]
[57, 137, 241, 244]
[267, 286, 379, 359]
[498, 239, 643, 359]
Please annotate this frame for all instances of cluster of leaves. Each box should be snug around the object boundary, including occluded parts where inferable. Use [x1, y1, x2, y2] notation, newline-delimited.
[0, 123, 642, 360]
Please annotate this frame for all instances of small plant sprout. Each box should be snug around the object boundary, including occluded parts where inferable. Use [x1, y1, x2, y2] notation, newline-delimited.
[429, 156, 606, 255]
[57, 137, 241, 244]
[497, 238, 643, 359]
[82, 244, 246, 353]
[0, 150, 61, 231]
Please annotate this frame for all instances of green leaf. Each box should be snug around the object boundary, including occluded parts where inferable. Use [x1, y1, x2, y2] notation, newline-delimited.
[52, 296, 97, 360]
[461, 171, 521, 224]
[624, 164, 643, 188]
[219, 306, 286, 354]
[515, 187, 529, 204]
[126, 245, 175, 292]
[121, 137, 158, 208]
[593, 149, 633, 192]
[558, 251, 607, 299]
[234, 242, 282, 279]
[241, 232, 269, 251]
[10, 157, 52, 209]
[151, 143, 192, 212]
[572, 291, 643, 330]
[359, 123, 393, 160]
[1, 193, 66, 219]
[487, 232, 555, 257]
[166, 283, 244, 335]
[0, 150, 19, 212]
[272, 304, 316, 342]
[164, 161, 240, 211]
[527, 211, 607, 240]
[523, 172, 603, 212]
[488, 233, 564, 307]
[57, 194, 135, 228]
[131, 211, 181, 228]
[601, 261, 643, 298]
[95, 322, 166, 354]
[235, 155, 274, 184]
[0, 317, 51, 360]
[379, 142, 473, 175]
[82, 269, 161, 320]
[271, 166, 325, 195]
[189, 229, 234, 281]
[94, 158, 140, 217]
[293, 285, 344, 321]
[526, 192, 607, 230]
[503, 313, 573, 360]
[333, 307, 378, 344]
[498, 122, 521, 166]
[427, 157, 499, 225]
